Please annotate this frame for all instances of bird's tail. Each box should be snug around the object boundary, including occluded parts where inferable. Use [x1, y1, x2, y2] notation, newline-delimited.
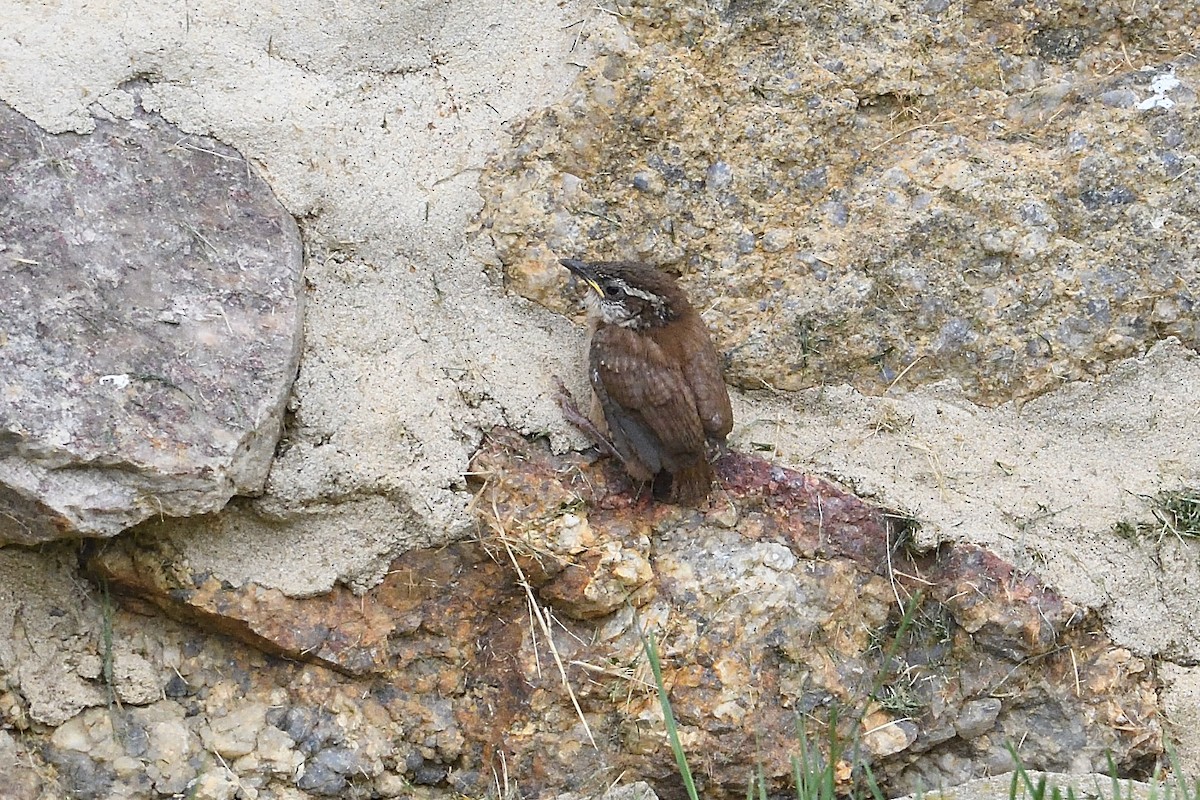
[664, 459, 716, 505]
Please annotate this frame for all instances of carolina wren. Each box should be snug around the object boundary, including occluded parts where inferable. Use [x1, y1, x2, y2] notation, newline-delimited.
[559, 258, 733, 504]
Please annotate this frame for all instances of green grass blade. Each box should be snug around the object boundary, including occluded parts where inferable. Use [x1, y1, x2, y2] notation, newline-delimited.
[640, 628, 700, 800]
[1006, 741, 1049, 800]
[862, 760, 886, 800]
[1165, 740, 1200, 800]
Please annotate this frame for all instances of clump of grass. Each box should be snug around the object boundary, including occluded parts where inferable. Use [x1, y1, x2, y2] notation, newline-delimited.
[872, 674, 924, 717]
[863, 592, 950, 722]
[738, 706, 888, 800]
[1153, 491, 1200, 541]
[1113, 520, 1140, 539]
[883, 509, 922, 560]
[1115, 489, 1200, 544]
[793, 709, 884, 800]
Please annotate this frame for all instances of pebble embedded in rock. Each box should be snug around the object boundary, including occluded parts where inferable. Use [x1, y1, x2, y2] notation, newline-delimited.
[955, 698, 1002, 739]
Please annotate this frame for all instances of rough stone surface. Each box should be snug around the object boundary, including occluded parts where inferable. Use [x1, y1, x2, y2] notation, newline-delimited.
[0, 95, 303, 544]
[477, 1, 1199, 406]
[746, 338, 1200, 667]
[1161, 664, 1200, 776]
[0, 729, 43, 800]
[70, 433, 1159, 799]
[557, 784, 661, 800]
[898, 773, 1168, 800]
[1, 0, 1200, 798]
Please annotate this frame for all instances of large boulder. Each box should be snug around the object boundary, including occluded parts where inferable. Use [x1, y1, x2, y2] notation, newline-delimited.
[0, 95, 303, 545]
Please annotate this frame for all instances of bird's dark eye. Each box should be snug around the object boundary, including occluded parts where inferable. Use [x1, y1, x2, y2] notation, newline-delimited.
[604, 284, 621, 298]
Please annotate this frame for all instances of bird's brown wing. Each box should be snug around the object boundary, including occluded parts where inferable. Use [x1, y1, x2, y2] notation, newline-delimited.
[589, 326, 706, 478]
[677, 317, 733, 441]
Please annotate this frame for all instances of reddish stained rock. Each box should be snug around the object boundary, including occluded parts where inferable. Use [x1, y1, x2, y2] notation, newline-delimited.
[86, 537, 395, 677]
[84, 429, 1160, 798]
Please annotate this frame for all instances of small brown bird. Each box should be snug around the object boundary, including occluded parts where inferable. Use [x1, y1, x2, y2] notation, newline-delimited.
[559, 258, 733, 504]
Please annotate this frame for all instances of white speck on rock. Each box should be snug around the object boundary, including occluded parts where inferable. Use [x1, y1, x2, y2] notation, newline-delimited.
[1136, 70, 1180, 110]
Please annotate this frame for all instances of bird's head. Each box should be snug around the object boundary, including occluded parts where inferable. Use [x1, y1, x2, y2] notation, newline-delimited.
[559, 259, 688, 329]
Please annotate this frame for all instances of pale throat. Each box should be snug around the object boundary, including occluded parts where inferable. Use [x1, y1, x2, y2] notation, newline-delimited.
[599, 302, 650, 329]
[587, 283, 669, 330]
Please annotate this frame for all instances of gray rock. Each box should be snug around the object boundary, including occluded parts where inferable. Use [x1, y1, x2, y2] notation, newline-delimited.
[298, 745, 364, 795]
[0, 95, 303, 544]
[41, 748, 114, 800]
[203, 702, 268, 758]
[552, 783, 661, 800]
[954, 698, 1002, 739]
[0, 730, 46, 800]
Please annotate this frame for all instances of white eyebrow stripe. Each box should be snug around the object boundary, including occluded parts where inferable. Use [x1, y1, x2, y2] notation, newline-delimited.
[608, 277, 661, 304]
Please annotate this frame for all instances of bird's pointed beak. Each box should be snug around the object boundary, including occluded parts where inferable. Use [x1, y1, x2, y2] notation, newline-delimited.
[559, 258, 604, 298]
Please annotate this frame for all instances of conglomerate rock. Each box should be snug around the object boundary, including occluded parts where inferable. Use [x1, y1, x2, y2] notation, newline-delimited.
[0, 92, 304, 545]
[475, 0, 1199, 405]
[63, 429, 1159, 799]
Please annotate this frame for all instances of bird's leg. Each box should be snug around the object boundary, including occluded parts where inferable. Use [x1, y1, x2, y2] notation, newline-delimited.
[552, 376, 620, 459]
